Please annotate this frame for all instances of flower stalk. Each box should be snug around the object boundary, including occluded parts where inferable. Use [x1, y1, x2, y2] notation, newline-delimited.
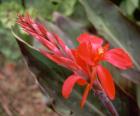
[92, 80, 119, 116]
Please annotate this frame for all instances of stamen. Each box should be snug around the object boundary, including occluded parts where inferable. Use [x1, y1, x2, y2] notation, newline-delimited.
[98, 48, 104, 55]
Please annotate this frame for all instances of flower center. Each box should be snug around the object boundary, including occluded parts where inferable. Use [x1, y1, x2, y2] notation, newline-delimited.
[93, 48, 104, 65]
[98, 48, 104, 55]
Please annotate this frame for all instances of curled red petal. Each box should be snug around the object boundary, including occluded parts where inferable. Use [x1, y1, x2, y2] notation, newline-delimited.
[97, 65, 115, 100]
[62, 74, 85, 99]
[104, 48, 133, 70]
[77, 33, 103, 46]
[80, 84, 91, 108]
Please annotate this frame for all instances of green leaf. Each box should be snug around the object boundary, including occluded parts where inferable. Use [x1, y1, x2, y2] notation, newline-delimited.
[136, 85, 140, 109]
[52, 12, 86, 47]
[0, 27, 21, 61]
[28, 0, 77, 20]
[57, 0, 77, 16]
[0, 2, 24, 29]
[121, 69, 140, 84]
[120, 0, 139, 17]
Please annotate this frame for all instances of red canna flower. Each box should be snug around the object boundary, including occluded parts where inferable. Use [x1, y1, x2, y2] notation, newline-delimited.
[17, 14, 133, 108]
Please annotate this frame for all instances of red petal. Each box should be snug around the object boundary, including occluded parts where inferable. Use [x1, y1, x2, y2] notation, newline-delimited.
[104, 48, 133, 70]
[80, 84, 91, 107]
[77, 79, 87, 86]
[40, 50, 79, 70]
[54, 33, 67, 51]
[54, 33, 74, 58]
[76, 33, 105, 66]
[38, 36, 60, 55]
[17, 14, 63, 56]
[62, 74, 84, 98]
[77, 33, 103, 46]
[72, 49, 89, 75]
[97, 65, 115, 100]
[76, 42, 94, 65]
[77, 33, 90, 43]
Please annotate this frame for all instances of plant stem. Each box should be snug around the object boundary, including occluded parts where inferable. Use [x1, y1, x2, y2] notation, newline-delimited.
[94, 89, 118, 116]
[92, 81, 119, 116]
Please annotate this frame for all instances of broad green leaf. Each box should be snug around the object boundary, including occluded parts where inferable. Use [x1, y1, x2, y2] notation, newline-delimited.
[137, 85, 140, 108]
[121, 69, 140, 84]
[44, 20, 77, 48]
[70, 2, 89, 24]
[57, 0, 77, 16]
[52, 12, 86, 47]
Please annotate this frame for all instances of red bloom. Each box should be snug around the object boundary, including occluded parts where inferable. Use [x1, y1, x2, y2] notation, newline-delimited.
[17, 14, 133, 107]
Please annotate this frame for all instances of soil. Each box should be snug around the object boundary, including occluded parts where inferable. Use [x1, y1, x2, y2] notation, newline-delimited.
[0, 60, 58, 116]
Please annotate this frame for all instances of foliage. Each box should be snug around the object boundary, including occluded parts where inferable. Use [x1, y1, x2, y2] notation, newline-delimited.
[0, 27, 21, 61]
[0, 1, 23, 29]
[27, 0, 77, 20]
[0, 1, 37, 61]
[120, 0, 139, 18]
